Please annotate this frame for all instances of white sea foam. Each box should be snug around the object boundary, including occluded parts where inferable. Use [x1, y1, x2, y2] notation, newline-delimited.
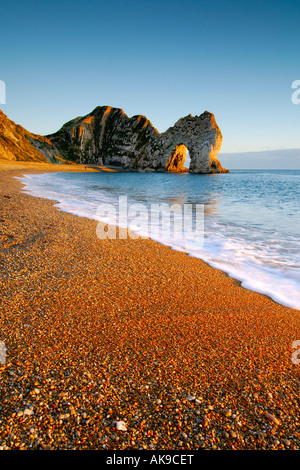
[16, 171, 300, 311]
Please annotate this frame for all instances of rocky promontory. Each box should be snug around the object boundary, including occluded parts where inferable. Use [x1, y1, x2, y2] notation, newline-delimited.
[47, 106, 228, 173]
[0, 106, 228, 173]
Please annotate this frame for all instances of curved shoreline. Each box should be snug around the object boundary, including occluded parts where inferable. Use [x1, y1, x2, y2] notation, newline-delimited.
[16, 163, 300, 312]
[8, 159, 290, 312]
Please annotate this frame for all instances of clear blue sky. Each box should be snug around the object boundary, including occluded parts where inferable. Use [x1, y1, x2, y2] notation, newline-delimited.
[1, 0, 300, 164]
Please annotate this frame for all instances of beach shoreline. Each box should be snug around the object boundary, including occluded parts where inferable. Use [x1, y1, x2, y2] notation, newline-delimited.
[14, 162, 298, 311]
[1, 160, 300, 450]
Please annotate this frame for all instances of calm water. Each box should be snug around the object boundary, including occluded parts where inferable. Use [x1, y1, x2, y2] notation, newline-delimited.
[18, 170, 300, 310]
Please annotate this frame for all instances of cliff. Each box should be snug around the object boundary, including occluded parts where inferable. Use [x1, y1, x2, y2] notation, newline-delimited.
[47, 106, 228, 173]
[0, 110, 51, 163]
[0, 107, 228, 173]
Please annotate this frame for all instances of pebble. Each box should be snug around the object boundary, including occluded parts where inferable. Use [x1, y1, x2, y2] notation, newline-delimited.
[223, 409, 232, 417]
[24, 409, 34, 416]
[115, 421, 127, 432]
[265, 412, 280, 426]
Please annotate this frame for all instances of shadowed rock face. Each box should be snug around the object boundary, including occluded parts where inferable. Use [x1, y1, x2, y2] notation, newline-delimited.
[46, 106, 228, 174]
[47, 106, 159, 168]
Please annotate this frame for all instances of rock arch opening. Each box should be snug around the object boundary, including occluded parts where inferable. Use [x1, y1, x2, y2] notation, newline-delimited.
[185, 149, 191, 170]
[165, 144, 190, 173]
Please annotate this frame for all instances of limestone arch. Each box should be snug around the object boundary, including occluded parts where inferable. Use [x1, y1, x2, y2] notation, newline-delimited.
[164, 138, 225, 174]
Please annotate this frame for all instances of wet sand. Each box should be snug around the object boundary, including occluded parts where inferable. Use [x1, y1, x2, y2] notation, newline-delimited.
[0, 160, 300, 450]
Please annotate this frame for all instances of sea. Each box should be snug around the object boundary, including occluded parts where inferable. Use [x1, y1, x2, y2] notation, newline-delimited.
[17, 169, 300, 311]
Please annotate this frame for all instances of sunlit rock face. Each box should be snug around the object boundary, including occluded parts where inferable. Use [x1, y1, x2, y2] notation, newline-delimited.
[46, 106, 228, 174]
[0, 110, 49, 162]
[165, 144, 189, 173]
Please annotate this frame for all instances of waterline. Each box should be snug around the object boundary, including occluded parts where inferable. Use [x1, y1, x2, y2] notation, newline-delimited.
[16, 170, 300, 311]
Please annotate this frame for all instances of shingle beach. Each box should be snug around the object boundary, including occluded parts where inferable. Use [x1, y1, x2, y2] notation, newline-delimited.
[0, 161, 300, 451]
